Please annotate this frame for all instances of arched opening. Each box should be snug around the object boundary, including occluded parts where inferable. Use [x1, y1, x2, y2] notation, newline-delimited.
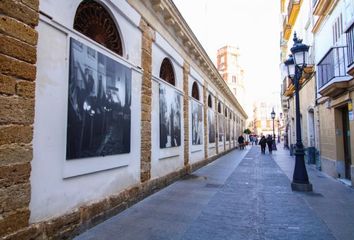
[208, 95, 212, 108]
[224, 108, 228, 117]
[191, 82, 200, 100]
[74, 1, 123, 56]
[218, 102, 222, 113]
[160, 58, 175, 85]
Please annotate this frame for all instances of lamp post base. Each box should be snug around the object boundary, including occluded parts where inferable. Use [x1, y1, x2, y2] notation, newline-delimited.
[291, 182, 313, 192]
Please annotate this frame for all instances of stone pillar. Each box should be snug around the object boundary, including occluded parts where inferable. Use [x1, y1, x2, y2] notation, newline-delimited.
[183, 62, 190, 172]
[203, 84, 208, 159]
[0, 0, 39, 238]
[139, 19, 155, 183]
[215, 97, 219, 154]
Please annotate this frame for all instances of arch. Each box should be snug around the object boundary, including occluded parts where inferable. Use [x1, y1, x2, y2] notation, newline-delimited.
[218, 102, 222, 113]
[74, 1, 123, 56]
[159, 58, 175, 85]
[191, 81, 200, 100]
[208, 94, 212, 108]
[224, 107, 228, 117]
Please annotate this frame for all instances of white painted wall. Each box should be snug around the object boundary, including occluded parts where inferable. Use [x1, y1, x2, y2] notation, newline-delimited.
[30, 0, 142, 222]
[151, 33, 185, 179]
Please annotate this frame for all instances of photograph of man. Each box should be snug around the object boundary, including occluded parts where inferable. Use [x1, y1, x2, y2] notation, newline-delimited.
[192, 101, 203, 145]
[208, 109, 216, 143]
[66, 38, 131, 160]
[159, 85, 181, 148]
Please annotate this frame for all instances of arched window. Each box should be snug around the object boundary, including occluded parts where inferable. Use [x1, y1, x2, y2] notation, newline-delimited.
[224, 108, 228, 117]
[74, 1, 123, 56]
[191, 81, 199, 100]
[218, 102, 222, 113]
[160, 58, 175, 85]
[208, 94, 212, 108]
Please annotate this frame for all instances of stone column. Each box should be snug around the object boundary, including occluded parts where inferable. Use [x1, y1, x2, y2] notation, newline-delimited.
[139, 19, 155, 183]
[203, 84, 208, 159]
[0, 0, 39, 238]
[183, 62, 190, 172]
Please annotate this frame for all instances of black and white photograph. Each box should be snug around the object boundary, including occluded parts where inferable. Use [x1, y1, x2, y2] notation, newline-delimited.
[208, 109, 216, 143]
[192, 100, 203, 145]
[231, 120, 235, 141]
[160, 84, 181, 148]
[218, 114, 224, 142]
[226, 119, 230, 141]
[66, 38, 131, 160]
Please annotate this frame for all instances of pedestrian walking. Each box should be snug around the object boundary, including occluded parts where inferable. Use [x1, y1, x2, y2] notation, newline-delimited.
[259, 136, 266, 154]
[238, 134, 245, 150]
[266, 135, 273, 154]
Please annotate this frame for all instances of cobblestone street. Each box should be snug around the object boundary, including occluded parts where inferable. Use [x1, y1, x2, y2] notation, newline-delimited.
[75, 146, 354, 240]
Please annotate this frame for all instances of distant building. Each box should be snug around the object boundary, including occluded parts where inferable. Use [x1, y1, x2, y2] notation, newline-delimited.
[216, 46, 246, 107]
[253, 100, 282, 137]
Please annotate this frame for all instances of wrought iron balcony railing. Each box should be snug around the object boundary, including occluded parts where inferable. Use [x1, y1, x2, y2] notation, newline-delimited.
[317, 46, 348, 88]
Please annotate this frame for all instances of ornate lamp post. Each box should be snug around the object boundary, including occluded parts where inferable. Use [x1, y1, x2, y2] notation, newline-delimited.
[270, 108, 277, 150]
[284, 33, 312, 192]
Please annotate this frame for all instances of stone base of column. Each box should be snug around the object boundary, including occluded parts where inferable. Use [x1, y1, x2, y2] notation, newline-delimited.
[291, 182, 313, 192]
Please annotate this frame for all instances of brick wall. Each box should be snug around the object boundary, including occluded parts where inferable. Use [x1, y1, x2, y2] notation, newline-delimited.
[203, 84, 208, 159]
[139, 19, 155, 183]
[0, 0, 39, 238]
[183, 62, 191, 172]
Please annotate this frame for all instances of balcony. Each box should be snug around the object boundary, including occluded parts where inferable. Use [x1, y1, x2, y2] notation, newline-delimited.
[287, 0, 301, 26]
[317, 46, 352, 97]
[346, 22, 354, 76]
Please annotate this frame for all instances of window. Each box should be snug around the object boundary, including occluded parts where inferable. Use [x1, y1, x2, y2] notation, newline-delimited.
[218, 102, 222, 113]
[74, 1, 123, 56]
[224, 108, 228, 117]
[332, 13, 343, 45]
[160, 58, 175, 85]
[191, 82, 200, 100]
[232, 76, 237, 83]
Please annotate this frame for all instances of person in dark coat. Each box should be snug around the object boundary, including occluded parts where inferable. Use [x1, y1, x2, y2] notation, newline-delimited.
[238, 135, 245, 150]
[266, 135, 273, 154]
[259, 136, 267, 154]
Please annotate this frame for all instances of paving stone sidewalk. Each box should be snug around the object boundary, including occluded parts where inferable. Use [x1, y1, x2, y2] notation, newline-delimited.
[74, 146, 351, 240]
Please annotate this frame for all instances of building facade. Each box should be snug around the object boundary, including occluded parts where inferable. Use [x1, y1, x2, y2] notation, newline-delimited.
[0, 0, 247, 239]
[280, 0, 354, 184]
[253, 100, 282, 138]
[216, 46, 246, 107]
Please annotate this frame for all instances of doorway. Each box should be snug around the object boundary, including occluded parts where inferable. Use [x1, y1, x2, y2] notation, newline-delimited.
[308, 109, 315, 147]
[341, 106, 352, 179]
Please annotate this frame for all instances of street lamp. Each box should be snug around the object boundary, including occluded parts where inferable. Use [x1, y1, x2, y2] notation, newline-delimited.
[270, 108, 277, 150]
[284, 33, 313, 192]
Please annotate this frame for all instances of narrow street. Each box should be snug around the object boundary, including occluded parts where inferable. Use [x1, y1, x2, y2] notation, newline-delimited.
[75, 146, 354, 240]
